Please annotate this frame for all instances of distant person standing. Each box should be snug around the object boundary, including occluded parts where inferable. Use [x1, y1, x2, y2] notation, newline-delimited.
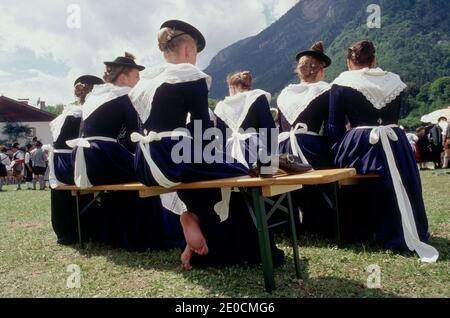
[0, 147, 11, 191]
[30, 141, 48, 190]
[429, 118, 445, 169]
[11, 143, 25, 190]
[416, 127, 432, 170]
[24, 144, 34, 190]
[443, 122, 450, 169]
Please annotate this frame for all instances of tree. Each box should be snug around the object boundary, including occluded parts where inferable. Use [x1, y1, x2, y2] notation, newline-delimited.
[1, 122, 32, 142]
[46, 104, 65, 116]
[208, 98, 218, 110]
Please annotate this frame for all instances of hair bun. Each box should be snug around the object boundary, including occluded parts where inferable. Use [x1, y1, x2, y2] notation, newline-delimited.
[239, 71, 252, 88]
[310, 41, 325, 53]
[227, 70, 253, 90]
[125, 52, 136, 60]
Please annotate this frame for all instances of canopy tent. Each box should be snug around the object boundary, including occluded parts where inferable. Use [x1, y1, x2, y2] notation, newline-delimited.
[421, 107, 450, 124]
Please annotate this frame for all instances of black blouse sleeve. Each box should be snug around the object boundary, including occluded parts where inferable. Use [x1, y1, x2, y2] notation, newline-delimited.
[121, 96, 140, 153]
[325, 85, 347, 145]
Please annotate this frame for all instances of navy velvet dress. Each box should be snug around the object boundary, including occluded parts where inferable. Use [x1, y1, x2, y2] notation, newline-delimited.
[79, 95, 138, 185]
[279, 92, 332, 169]
[132, 69, 281, 265]
[326, 85, 431, 250]
[214, 92, 285, 265]
[277, 87, 335, 237]
[215, 94, 276, 167]
[50, 109, 99, 245]
[74, 92, 183, 252]
[134, 79, 248, 186]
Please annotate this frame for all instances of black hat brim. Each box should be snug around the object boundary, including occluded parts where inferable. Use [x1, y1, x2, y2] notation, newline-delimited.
[104, 62, 146, 71]
[296, 50, 332, 68]
[74, 75, 105, 86]
[161, 20, 206, 53]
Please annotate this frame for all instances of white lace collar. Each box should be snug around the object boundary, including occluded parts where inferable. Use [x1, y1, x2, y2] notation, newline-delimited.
[130, 63, 212, 124]
[214, 89, 271, 130]
[49, 105, 82, 142]
[277, 81, 330, 125]
[333, 68, 407, 109]
[82, 83, 131, 120]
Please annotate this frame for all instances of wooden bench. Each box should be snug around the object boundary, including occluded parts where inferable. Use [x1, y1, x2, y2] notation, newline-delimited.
[57, 168, 356, 293]
[338, 173, 380, 187]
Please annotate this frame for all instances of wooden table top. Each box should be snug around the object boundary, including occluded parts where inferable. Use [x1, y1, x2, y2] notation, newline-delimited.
[57, 169, 357, 193]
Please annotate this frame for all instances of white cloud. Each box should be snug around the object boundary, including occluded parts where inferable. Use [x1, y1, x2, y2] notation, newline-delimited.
[0, 0, 298, 105]
[0, 70, 11, 77]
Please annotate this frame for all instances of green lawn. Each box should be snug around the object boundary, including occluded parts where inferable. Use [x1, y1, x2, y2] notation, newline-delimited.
[0, 171, 449, 298]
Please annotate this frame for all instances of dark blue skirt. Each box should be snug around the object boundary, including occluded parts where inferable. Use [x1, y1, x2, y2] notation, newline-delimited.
[134, 139, 248, 187]
[78, 141, 137, 185]
[333, 127, 430, 250]
[279, 134, 332, 169]
[54, 153, 75, 185]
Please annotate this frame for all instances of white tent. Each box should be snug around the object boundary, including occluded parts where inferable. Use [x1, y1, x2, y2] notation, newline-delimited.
[421, 107, 450, 124]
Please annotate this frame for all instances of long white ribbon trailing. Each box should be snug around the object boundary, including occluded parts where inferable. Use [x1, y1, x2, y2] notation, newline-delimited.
[160, 192, 188, 216]
[214, 188, 232, 222]
[131, 130, 191, 189]
[278, 123, 319, 165]
[355, 125, 439, 263]
[43, 144, 72, 189]
[215, 130, 258, 222]
[66, 136, 118, 189]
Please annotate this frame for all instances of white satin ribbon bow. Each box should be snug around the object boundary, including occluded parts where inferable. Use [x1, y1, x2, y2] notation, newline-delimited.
[226, 130, 257, 169]
[131, 130, 191, 189]
[278, 123, 313, 164]
[66, 136, 117, 189]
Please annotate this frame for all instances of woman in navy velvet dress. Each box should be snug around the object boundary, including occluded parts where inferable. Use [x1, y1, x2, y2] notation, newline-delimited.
[326, 40, 438, 262]
[67, 53, 144, 188]
[49, 75, 104, 245]
[130, 20, 254, 269]
[277, 42, 334, 237]
[278, 42, 332, 169]
[214, 71, 284, 267]
[215, 71, 275, 169]
[67, 54, 178, 252]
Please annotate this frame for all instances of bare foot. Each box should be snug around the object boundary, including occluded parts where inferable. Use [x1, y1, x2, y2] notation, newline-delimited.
[180, 211, 209, 256]
[181, 246, 193, 271]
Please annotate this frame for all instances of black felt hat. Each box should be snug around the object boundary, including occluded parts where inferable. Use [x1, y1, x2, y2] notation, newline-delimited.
[74, 75, 105, 87]
[296, 42, 332, 68]
[160, 20, 206, 53]
[104, 52, 146, 71]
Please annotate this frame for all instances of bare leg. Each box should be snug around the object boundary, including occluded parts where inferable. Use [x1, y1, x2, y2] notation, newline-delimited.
[180, 211, 209, 256]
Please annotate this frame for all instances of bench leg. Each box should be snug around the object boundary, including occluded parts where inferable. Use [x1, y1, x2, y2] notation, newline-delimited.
[330, 182, 342, 247]
[75, 191, 84, 250]
[251, 188, 275, 293]
[287, 193, 301, 279]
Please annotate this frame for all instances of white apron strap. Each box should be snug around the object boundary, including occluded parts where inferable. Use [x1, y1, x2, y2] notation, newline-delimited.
[356, 125, 439, 263]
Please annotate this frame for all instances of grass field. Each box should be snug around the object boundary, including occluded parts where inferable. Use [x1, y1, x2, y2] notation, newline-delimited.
[0, 170, 448, 298]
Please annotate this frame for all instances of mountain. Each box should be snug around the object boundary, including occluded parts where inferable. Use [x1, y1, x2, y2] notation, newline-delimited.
[205, 0, 450, 106]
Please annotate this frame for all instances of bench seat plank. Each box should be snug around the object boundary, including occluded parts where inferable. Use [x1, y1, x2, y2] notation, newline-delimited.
[57, 169, 357, 194]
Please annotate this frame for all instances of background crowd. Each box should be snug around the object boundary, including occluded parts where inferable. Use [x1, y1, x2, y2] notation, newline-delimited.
[0, 137, 50, 191]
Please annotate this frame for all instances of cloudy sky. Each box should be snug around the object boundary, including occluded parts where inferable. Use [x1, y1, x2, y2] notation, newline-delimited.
[0, 0, 298, 106]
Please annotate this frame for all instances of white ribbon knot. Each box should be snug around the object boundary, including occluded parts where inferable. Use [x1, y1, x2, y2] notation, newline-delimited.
[66, 136, 117, 189]
[278, 123, 310, 164]
[369, 126, 399, 145]
[226, 130, 257, 169]
[356, 125, 439, 263]
[132, 130, 192, 188]
[66, 138, 92, 149]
